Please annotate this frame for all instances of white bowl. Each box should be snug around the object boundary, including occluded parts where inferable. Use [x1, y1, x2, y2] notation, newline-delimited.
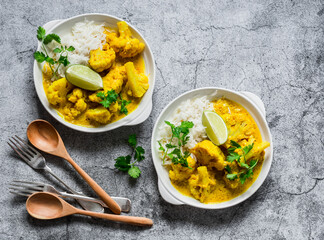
[33, 13, 155, 133]
[151, 88, 273, 209]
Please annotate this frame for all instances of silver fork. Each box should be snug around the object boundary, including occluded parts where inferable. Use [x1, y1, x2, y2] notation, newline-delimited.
[7, 135, 126, 213]
[9, 180, 131, 213]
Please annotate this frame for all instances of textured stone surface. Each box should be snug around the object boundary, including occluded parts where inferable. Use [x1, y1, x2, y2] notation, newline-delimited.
[0, 0, 323, 239]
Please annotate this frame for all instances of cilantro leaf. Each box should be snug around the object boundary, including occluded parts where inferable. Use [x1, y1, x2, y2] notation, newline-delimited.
[226, 173, 238, 180]
[53, 48, 62, 53]
[240, 162, 250, 169]
[243, 143, 254, 155]
[227, 152, 240, 163]
[97, 90, 119, 108]
[128, 134, 137, 148]
[43, 33, 61, 44]
[134, 146, 145, 162]
[37, 27, 46, 41]
[114, 156, 131, 172]
[230, 140, 241, 149]
[158, 141, 165, 152]
[67, 46, 75, 51]
[120, 99, 131, 115]
[34, 51, 46, 63]
[225, 165, 231, 173]
[128, 166, 141, 178]
[45, 56, 55, 65]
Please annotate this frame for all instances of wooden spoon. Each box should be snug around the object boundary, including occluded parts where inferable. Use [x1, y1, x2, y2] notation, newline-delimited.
[26, 192, 153, 227]
[27, 119, 121, 215]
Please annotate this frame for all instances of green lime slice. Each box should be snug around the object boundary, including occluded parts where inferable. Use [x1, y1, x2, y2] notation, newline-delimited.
[65, 64, 103, 91]
[202, 110, 228, 146]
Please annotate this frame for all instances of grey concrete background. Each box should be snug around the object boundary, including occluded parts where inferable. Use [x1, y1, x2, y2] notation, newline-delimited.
[0, 0, 323, 239]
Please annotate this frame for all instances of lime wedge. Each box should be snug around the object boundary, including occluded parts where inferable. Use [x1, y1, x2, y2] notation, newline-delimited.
[65, 65, 103, 91]
[202, 110, 228, 145]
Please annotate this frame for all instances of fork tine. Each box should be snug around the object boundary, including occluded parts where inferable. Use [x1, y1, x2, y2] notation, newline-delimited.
[7, 141, 31, 163]
[15, 135, 39, 155]
[9, 187, 37, 195]
[9, 183, 43, 191]
[11, 136, 35, 157]
[9, 190, 30, 197]
[12, 180, 45, 186]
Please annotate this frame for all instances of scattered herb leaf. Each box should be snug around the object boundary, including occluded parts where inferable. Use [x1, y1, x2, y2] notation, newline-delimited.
[114, 134, 145, 179]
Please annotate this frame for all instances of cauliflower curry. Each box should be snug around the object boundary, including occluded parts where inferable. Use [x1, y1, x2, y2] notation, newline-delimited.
[167, 99, 270, 203]
[43, 21, 149, 127]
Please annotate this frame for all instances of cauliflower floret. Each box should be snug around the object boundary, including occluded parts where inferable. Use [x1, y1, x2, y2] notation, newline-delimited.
[89, 48, 116, 72]
[188, 166, 216, 203]
[85, 107, 112, 124]
[47, 78, 73, 106]
[191, 140, 227, 171]
[106, 21, 145, 58]
[63, 88, 87, 121]
[124, 62, 149, 98]
[169, 156, 196, 182]
[102, 66, 127, 93]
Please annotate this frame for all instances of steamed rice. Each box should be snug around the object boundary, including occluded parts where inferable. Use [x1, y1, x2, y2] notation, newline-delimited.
[158, 96, 214, 153]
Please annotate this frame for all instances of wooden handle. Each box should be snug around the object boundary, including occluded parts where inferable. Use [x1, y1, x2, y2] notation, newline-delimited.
[65, 156, 121, 215]
[76, 209, 153, 227]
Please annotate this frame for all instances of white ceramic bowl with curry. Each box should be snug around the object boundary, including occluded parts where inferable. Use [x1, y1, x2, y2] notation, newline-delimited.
[151, 88, 273, 209]
[33, 13, 155, 132]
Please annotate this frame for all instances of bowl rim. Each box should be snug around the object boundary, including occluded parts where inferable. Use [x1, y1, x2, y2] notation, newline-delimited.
[151, 87, 273, 209]
[33, 13, 155, 133]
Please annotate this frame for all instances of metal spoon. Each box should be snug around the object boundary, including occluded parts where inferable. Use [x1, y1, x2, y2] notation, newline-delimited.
[27, 119, 121, 215]
[26, 192, 153, 227]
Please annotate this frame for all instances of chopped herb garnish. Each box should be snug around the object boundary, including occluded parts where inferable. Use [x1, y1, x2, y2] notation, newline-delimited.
[158, 121, 194, 168]
[97, 90, 131, 115]
[226, 140, 258, 184]
[34, 26, 74, 80]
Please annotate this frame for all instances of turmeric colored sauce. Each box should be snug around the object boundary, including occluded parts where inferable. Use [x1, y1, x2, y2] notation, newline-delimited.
[170, 99, 269, 204]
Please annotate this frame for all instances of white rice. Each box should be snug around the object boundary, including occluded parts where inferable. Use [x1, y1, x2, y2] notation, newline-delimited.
[158, 96, 214, 156]
[46, 20, 107, 78]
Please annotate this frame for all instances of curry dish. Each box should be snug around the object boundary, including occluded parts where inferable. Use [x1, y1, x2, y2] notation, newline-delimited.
[43, 21, 149, 127]
[165, 99, 270, 203]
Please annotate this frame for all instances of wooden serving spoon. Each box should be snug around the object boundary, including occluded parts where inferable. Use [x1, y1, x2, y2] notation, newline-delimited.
[27, 119, 121, 215]
[26, 192, 153, 227]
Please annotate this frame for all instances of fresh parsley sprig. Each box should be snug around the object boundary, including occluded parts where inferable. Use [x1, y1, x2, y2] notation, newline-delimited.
[96, 90, 131, 115]
[225, 140, 257, 184]
[34, 26, 74, 80]
[158, 121, 194, 167]
[114, 134, 145, 179]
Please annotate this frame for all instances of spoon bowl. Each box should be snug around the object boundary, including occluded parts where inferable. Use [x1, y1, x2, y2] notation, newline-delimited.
[26, 193, 153, 227]
[27, 192, 64, 219]
[27, 120, 59, 153]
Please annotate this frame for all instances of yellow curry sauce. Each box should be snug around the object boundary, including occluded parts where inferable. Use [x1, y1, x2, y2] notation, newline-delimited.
[42, 21, 148, 128]
[169, 99, 269, 203]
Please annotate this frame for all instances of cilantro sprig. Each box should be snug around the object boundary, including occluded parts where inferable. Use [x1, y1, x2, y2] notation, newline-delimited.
[114, 134, 145, 179]
[34, 26, 74, 80]
[97, 90, 131, 115]
[158, 121, 194, 167]
[225, 140, 257, 184]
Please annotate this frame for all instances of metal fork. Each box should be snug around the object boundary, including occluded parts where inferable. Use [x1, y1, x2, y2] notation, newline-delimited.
[7, 135, 126, 213]
[9, 180, 131, 213]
